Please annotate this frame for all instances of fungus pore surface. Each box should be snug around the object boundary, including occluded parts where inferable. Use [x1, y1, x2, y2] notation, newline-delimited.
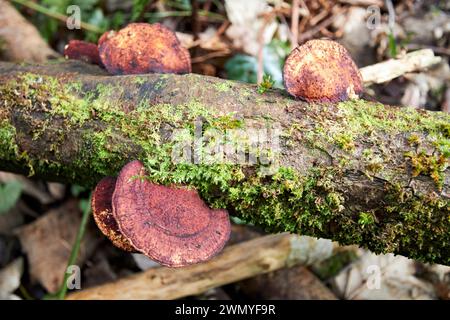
[92, 176, 136, 252]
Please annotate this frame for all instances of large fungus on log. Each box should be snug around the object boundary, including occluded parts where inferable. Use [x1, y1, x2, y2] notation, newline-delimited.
[92, 177, 135, 252]
[283, 39, 363, 102]
[98, 23, 191, 75]
[64, 40, 102, 66]
[112, 160, 230, 267]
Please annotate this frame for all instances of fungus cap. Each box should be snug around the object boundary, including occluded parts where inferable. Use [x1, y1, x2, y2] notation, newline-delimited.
[98, 30, 115, 46]
[112, 160, 231, 267]
[64, 40, 102, 66]
[92, 177, 136, 252]
[283, 39, 363, 102]
[98, 23, 191, 75]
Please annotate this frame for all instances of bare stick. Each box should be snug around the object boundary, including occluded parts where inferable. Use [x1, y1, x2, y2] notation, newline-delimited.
[67, 233, 335, 300]
[360, 49, 442, 85]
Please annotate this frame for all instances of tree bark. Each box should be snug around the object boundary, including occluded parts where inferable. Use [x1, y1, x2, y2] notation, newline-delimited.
[0, 61, 449, 264]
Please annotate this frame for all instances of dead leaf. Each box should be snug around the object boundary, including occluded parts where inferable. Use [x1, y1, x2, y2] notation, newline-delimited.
[0, 172, 54, 205]
[331, 251, 436, 300]
[15, 200, 100, 293]
[224, 0, 278, 56]
[239, 265, 337, 299]
[0, 205, 24, 235]
[177, 27, 230, 52]
[0, 258, 23, 300]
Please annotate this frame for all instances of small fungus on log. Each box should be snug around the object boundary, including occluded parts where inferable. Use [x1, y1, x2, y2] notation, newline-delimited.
[283, 39, 363, 102]
[98, 23, 191, 75]
[64, 40, 102, 66]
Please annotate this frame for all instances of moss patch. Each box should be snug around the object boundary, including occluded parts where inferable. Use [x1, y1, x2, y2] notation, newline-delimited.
[214, 81, 234, 93]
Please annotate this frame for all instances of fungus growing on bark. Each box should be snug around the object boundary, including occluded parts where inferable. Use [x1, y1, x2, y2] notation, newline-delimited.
[283, 39, 363, 102]
[64, 40, 102, 66]
[92, 177, 135, 252]
[98, 23, 191, 75]
[112, 160, 231, 267]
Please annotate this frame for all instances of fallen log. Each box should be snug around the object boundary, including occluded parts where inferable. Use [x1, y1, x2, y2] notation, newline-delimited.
[0, 61, 449, 264]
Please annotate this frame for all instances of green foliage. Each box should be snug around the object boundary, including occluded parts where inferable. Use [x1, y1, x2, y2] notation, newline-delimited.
[70, 184, 89, 197]
[387, 32, 398, 58]
[225, 40, 290, 87]
[358, 212, 375, 228]
[0, 181, 23, 215]
[41, 0, 99, 38]
[131, 0, 151, 22]
[225, 54, 258, 84]
[257, 74, 275, 94]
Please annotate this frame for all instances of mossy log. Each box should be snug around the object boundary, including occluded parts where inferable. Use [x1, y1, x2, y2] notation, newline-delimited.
[0, 61, 449, 265]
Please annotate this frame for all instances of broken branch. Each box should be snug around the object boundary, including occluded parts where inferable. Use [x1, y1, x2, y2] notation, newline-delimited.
[67, 233, 322, 300]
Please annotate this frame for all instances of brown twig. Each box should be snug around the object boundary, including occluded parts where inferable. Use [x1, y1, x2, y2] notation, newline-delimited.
[290, 0, 300, 50]
[191, 50, 230, 63]
[67, 233, 335, 300]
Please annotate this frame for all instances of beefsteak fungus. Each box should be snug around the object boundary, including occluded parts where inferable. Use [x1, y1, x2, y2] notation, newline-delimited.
[111, 160, 230, 267]
[64, 40, 102, 66]
[92, 177, 136, 252]
[98, 23, 191, 75]
[283, 39, 363, 102]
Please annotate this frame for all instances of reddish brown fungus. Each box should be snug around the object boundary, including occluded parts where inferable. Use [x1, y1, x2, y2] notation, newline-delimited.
[283, 39, 363, 103]
[64, 40, 102, 66]
[98, 30, 115, 46]
[98, 23, 191, 75]
[112, 160, 231, 267]
[92, 177, 136, 252]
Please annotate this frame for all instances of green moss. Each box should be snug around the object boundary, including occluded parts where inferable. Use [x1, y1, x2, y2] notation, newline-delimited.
[133, 76, 146, 85]
[404, 150, 447, 189]
[291, 100, 450, 188]
[334, 132, 355, 151]
[0, 121, 18, 161]
[408, 133, 421, 145]
[337, 100, 450, 156]
[358, 212, 376, 227]
[214, 81, 233, 93]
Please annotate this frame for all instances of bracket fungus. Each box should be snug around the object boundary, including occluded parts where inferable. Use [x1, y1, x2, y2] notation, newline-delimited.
[92, 177, 135, 252]
[64, 40, 102, 66]
[98, 30, 115, 47]
[98, 23, 192, 75]
[112, 160, 230, 267]
[283, 39, 363, 102]
[91, 161, 231, 267]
